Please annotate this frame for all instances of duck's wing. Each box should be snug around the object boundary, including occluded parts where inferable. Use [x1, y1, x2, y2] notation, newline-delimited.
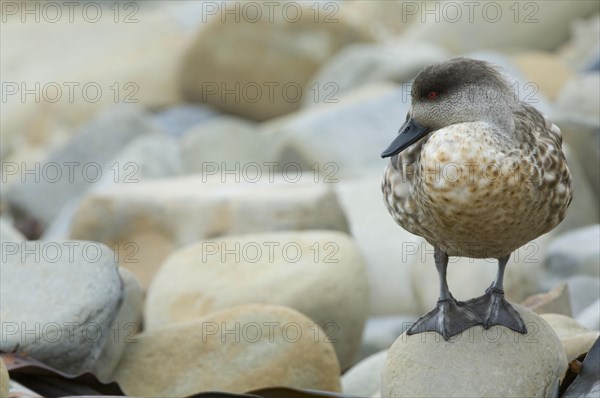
[514, 104, 573, 227]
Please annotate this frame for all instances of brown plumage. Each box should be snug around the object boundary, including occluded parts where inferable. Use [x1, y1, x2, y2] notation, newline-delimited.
[381, 58, 572, 340]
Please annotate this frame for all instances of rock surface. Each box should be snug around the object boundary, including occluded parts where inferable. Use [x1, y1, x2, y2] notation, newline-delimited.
[521, 282, 572, 316]
[0, 358, 8, 398]
[261, 83, 409, 178]
[566, 275, 600, 317]
[0, 218, 25, 243]
[541, 314, 600, 360]
[512, 52, 572, 100]
[0, 241, 123, 375]
[545, 225, 600, 279]
[556, 118, 600, 199]
[4, 105, 160, 226]
[334, 178, 424, 316]
[303, 41, 448, 107]
[555, 73, 600, 124]
[382, 305, 568, 397]
[2, 3, 190, 167]
[180, 2, 371, 120]
[180, 116, 272, 174]
[93, 268, 143, 381]
[151, 104, 219, 138]
[577, 299, 600, 332]
[359, 316, 416, 360]
[113, 304, 342, 396]
[342, 349, 388, 397]
[401, 1, 600, 53]
[69, 176, 349, 289]
[144, 230, 368, 370]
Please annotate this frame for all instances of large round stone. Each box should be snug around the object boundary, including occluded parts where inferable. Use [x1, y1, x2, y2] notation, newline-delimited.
[113, 304, 341, 396]
[381, 305, 567, 397]
[179, 2, 371, 120]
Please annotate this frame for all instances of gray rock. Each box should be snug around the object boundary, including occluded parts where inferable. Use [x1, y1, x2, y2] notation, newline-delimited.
[556, 146, 600, 234]
[556, 117, 600, 199]
[4, 105, 160, 226]
[0, 241, 122, 375]
[93, 268, 143, 381]
[342, 350, 388, 397]
[303, 41, 449, 107]
[382, 305, 567, 397]
[359, 316, 415, 360]
[42, 133, 182, 241]
[559, 13, 600, 71]
[334, 177, 424, 316]
[0, 218, 25, 242]
[151, 104, 219, 138]
[577, 299, 600, 332]
[545, 225, 600, 279]
[261, 83, 409, 178]
[566, 275, 600, 317]
[556, 74, 600, 125]
[180, 116, 274, 174]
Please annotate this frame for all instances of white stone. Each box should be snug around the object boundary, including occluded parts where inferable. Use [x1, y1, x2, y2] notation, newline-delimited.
[342, 350, 388, 398]
[382, 306, 567, 397]
[334, 177, 424, 316]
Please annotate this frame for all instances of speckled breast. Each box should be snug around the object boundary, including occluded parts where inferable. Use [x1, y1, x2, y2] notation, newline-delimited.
[382, 122, 572, 259]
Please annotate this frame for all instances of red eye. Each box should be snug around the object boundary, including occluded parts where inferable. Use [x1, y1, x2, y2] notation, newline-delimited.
[428, 91, 438, 99]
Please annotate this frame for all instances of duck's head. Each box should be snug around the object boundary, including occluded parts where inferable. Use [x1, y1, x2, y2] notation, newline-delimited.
[382, 58, 517, 158]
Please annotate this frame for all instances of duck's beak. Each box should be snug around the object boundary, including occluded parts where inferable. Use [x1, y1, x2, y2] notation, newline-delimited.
[381, 117, 430, 158]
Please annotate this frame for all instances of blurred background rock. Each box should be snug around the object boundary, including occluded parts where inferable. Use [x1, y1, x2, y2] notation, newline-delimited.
[1, 1, 599, 396]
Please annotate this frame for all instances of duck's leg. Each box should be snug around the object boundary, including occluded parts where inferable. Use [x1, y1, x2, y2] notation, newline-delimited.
[407, 248, 482, 340]
[463, 254, 527, 333]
